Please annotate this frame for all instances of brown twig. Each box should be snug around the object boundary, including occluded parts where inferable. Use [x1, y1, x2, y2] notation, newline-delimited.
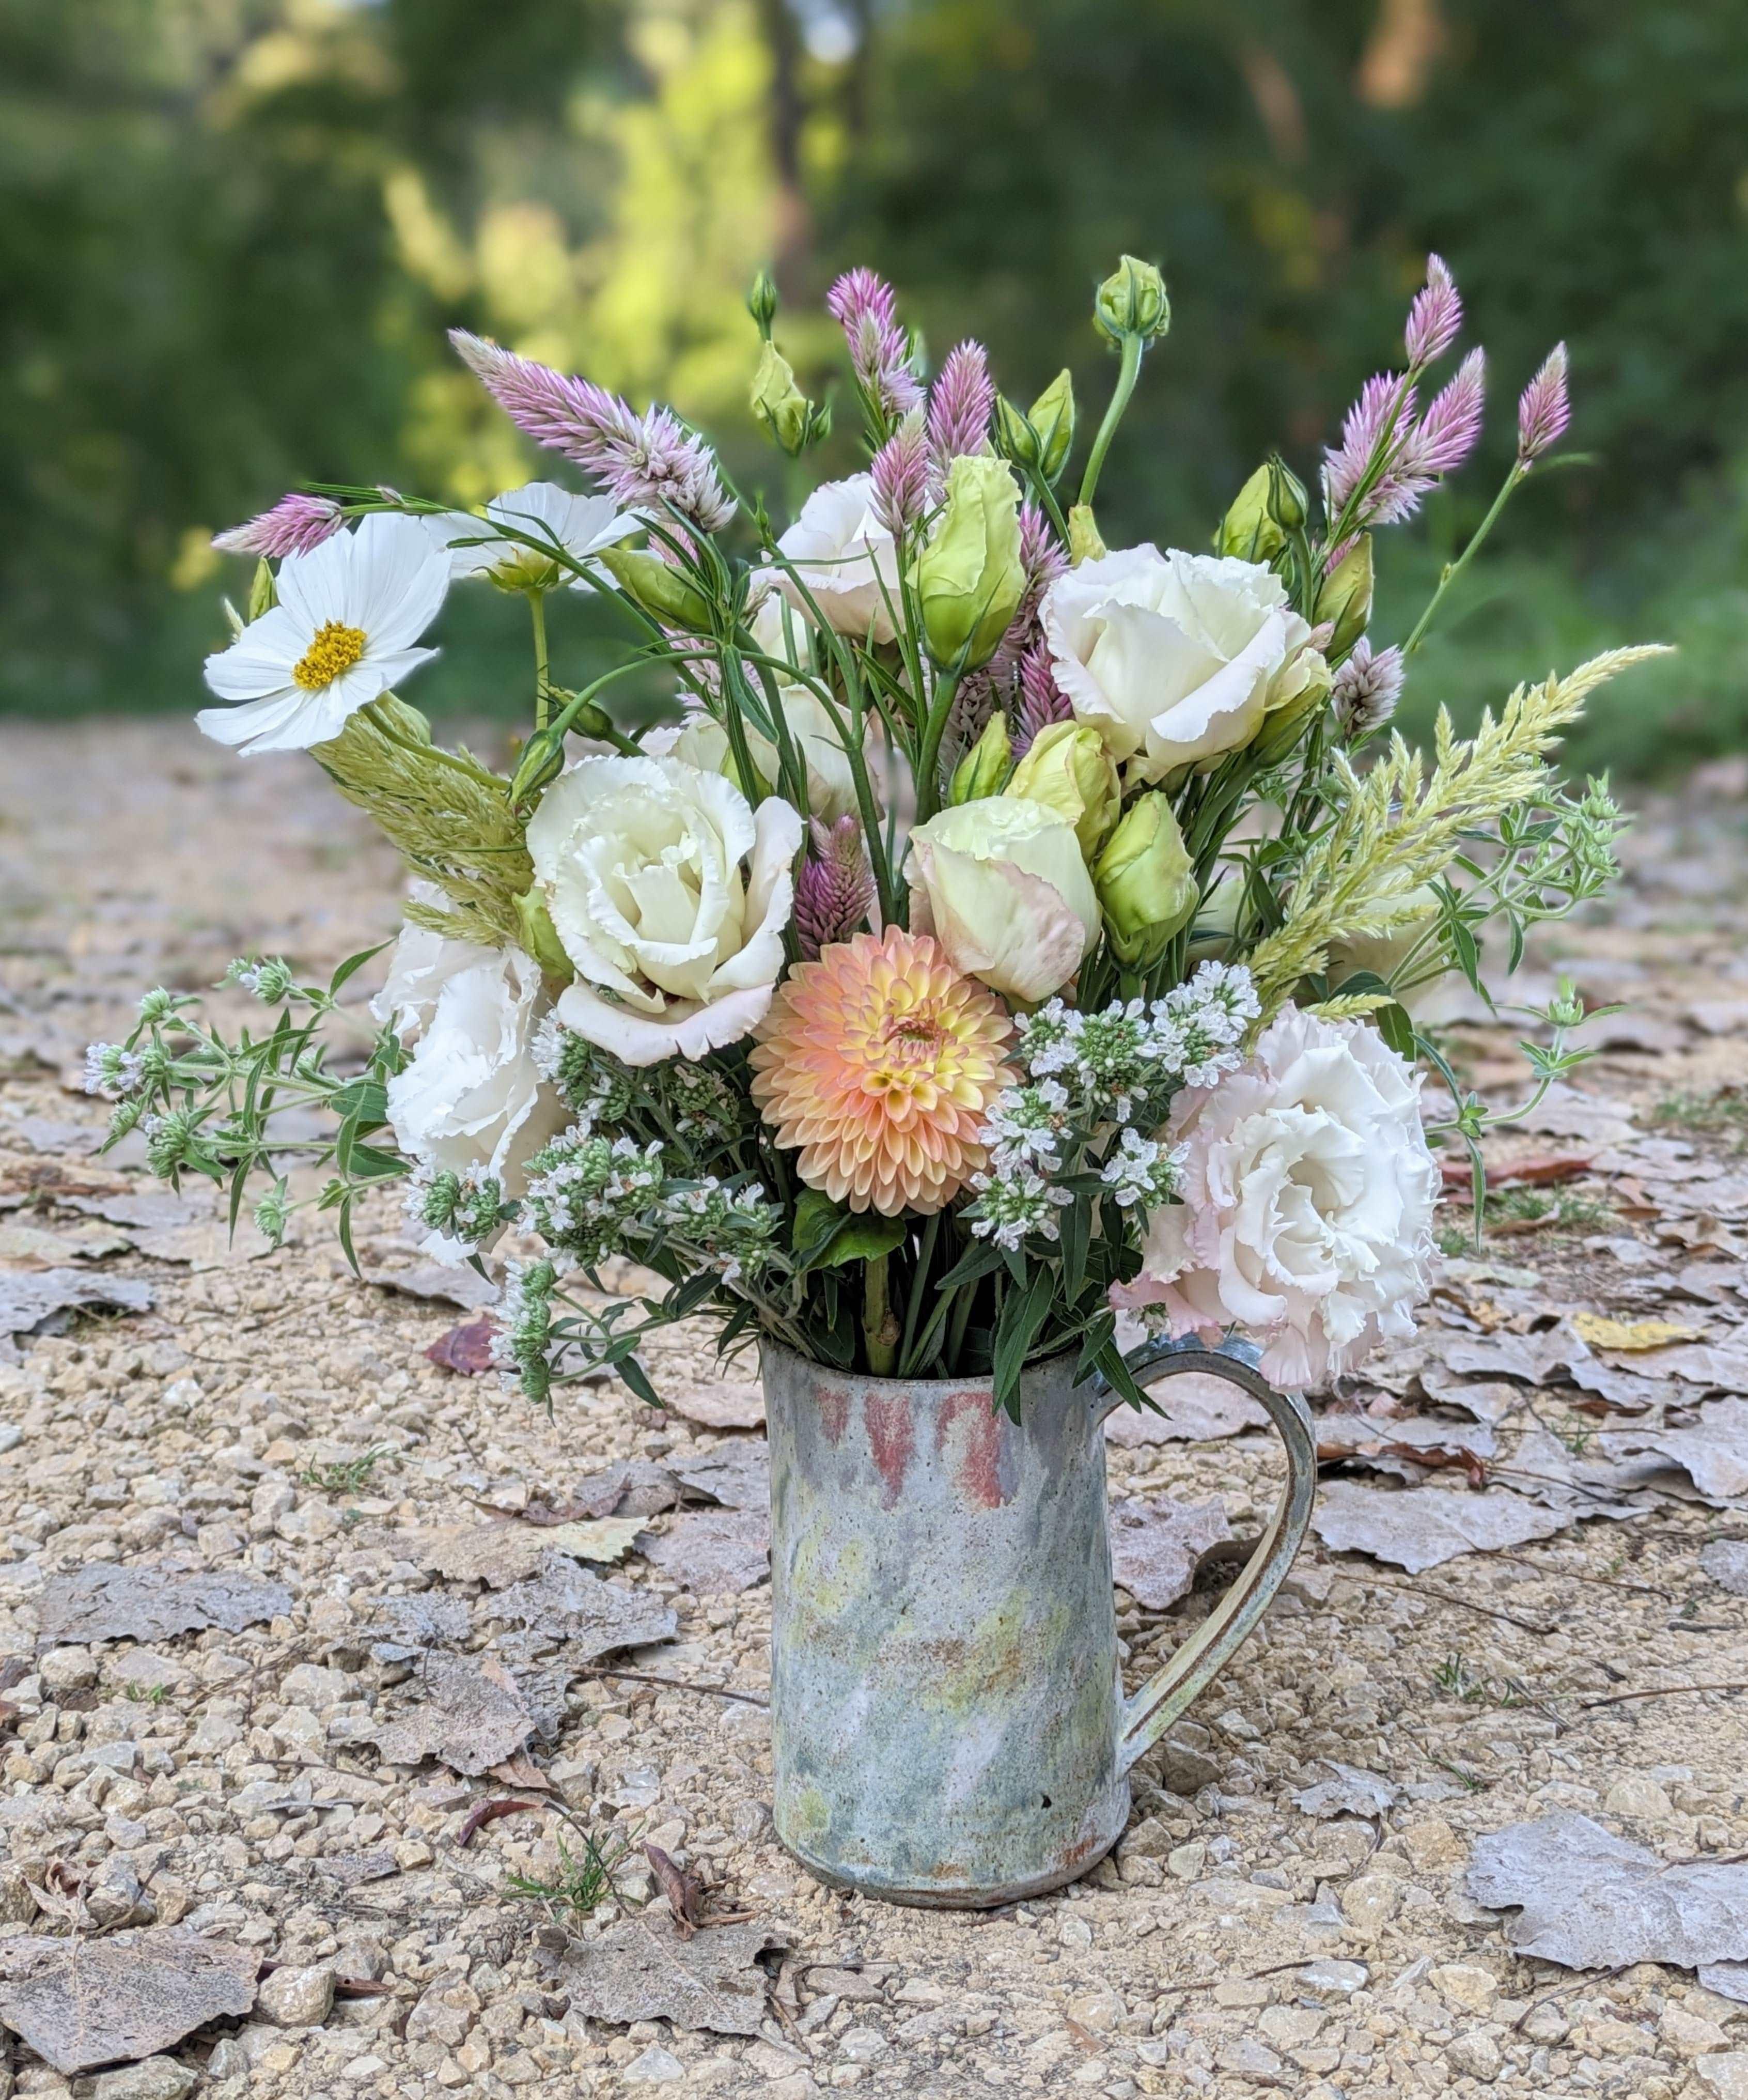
[1512, 1966, 1628, 2031]
[1490, 1550, 1671, 1601]
[575, 1665, 769, 1708]
[457, 1797, 545, 1847]
[1581, 1680, 1748, 1710]
[1359, 1573, 1557, 1637]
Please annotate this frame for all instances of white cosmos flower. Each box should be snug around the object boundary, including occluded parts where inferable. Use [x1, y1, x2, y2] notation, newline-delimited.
[198, 514, 449, 755]
[762, 474, 902, 642]
[421, 482, 638, 592]
[1114, 1006, 1438, 1390]
[526, 754, 802, 1066]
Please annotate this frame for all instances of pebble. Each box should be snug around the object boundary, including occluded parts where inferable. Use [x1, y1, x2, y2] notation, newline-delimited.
[621, 2045, 686, 2084]
[1446, 2031, 1503, 2082]
[89, 2060, 198, 2100]
[1700, 2057, 1748, 2100]
[1605, 1775, 1676, 1819]
[255, 1962, 336, 2029]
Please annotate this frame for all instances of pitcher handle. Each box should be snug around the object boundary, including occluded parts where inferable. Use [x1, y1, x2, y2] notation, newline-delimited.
[1096, 1334, 1318, 1778]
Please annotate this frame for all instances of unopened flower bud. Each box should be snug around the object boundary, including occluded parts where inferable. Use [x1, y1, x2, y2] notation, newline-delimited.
[1006, 720, 1119, 857]
[908, 455, 1025, 670]
[949, 712, 1012, 805]
[594, 545, 714, 634]
[1028, 371, 1075, 481]
[1094, 794, 1197, 969]
[746, 267, 778, 341]
[1094, 256, 1170, 346]
[1549, 977, 1585, 1030]
[248, 559, 277, 623]
[1266, 457, 1307, 533]
[1250, 653, 1333, 767]
[1316, 535, 1375, 660]
[1216, 466, 1286, 563]
[993, 395, 1041, 472]
[514, 889, 574, 984]
[750, 341, 817, 456]
[1066, 503, 1106, 566]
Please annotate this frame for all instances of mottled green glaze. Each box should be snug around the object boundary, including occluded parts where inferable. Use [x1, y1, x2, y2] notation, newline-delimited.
[762, 1335, 1317, 1908]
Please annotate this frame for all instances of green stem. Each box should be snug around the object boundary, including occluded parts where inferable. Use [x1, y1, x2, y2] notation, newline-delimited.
[1078, 334, 1144, 512]
[912, 667, 960, 825]
[863, 1252, 898, 1377]
[528, 592, 550, 730]
[898, 1214, 940, 1373]
[1401, 464, 1525, 657]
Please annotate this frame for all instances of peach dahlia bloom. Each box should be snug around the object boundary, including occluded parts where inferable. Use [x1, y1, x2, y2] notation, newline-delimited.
[750, 927, 1016, 1216]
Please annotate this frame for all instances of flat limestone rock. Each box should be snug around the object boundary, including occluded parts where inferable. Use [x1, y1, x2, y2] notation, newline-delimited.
[672, 1443, 770, 1513]
[0, 1268, 153, 1342]
[1468, 1812, 1748, 1970]
[637, 1510, 770, 1596]
[37, 1565, 291, 1644]
[366, 1654, 537, 1777]
[1293, 1760, 1400, 1819]
[0, 1926, 258, 2074]
[404, 1518, 641, 1588]
[1104, 1372, 1268, 1446]
[1108, 1497, 1233, 1610]
[558, 1916, 787, 2035]
[665, 1378, 765, 1431]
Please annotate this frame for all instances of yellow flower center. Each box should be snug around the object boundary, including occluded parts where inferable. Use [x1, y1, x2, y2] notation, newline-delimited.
[292, 621, 368, 691]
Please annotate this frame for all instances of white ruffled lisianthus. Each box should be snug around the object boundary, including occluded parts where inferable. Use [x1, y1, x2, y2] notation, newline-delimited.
[764, 473, 903, 642]
[198, 514, 449, 755]
[379, 934, 566, 1245]
[904, 795, 1101, 1003]
[1116, 1006, 1438, 1389]
[420, 482, 637, 590]
[525, 754, 803, 1065]
[1039, 546, 1321, 783]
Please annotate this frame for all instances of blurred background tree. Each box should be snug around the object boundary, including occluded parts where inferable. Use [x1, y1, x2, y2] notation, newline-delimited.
[4, 0, 1746, 771]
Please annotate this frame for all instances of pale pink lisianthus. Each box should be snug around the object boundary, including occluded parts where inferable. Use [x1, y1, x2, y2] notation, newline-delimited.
[1115, 1006, 1439, 1390]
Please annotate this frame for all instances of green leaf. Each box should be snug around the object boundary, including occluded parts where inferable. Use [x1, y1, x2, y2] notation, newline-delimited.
[1376, 1000, 1416, 1061]
[329, 938, 394, 999]
[992, 1266, 1054, 1415]
[939, 1239, 1004, 1292]
[791, 1189, 904, 1272]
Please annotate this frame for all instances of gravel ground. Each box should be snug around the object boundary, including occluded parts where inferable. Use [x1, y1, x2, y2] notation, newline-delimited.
[1, 720, 1747, 2100]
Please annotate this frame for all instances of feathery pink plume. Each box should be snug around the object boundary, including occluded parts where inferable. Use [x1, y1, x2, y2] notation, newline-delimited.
[869, 410, 931, 537]
[448, 330, 734, 534]
[1401, 347, 1486, 478]
[826, 268, 923, 425]
[1012, 640, 1072, 757]
[794, 816, 877, 958]
[212, 493, 344, 560]
[1321, 372, 1417, 521]
[1404, 254, 1463, 369]
[1517, 343, 1571, 463]
[1331, 637, 1405, 739]
[927, 341, 995, 479]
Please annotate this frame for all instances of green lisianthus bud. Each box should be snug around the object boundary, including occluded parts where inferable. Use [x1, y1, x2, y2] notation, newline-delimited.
[594, 545, 714, 634]
[1006, 721, 1119, 857]
[1266, 457, 1308, 533]
[1316, 535, 1375, 660]
[1094, 256, 1170, 346]
[1250, 651, 1333, 767]
[908, 455, 1026, 670]
[949, 712, 1012, 805]
[1066, 503, 1106, 566]
[993, 394, 1041, 472]
[751, 341, 815, 456]
[514, 889, 575, 985]
[1094, 793, 1197, 969]
[1216, 467, 1286, 563]
[1029, 371, 1075, 482]
[746, 267, 778, 341]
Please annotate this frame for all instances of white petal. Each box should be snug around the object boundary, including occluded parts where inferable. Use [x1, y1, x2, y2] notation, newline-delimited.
[202, 606, 305, 701]
[196, 690, 326, 754]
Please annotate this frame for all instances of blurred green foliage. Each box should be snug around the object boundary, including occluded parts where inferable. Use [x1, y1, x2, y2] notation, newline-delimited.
[3, 0, 1746, 768]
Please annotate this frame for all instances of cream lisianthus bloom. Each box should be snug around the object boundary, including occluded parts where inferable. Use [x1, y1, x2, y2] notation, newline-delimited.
[526, 754, 803, 1065]
[905, 796, 1100, 1004]
[198, 514, 449, 755]
[764, 474, 902, 642]
[422, 482, 638, 591]
[646, 684, 859, 824]
[1115, 1007, 1438, 1389]
[1039, 546, 1321, 783]
[380, 934, 566, 1232]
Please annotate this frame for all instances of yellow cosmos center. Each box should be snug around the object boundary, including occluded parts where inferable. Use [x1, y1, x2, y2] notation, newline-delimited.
[293, 621, 368, 691]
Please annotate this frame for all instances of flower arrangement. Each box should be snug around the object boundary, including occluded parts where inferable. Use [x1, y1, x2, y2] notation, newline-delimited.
[91, 255, 1660, 1411]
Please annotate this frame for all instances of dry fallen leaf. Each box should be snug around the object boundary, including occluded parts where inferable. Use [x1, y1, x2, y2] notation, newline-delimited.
[0, 1927, 259, 2074]
[359, 1592, 472, 1661]
[557, 1915, 787, 2035]
[1103, 1372, 1269, 1446]
[1467, 1813, 1748, 1970]
[1569, 1313, 1703, 1352]
[1700, 1540, 1748, 1596]
[672, 1443, 770, 1513]
[1600, 1400, 1748, 1504]
[405, 1518, 642, 1588]
[491, 1553, 677, 1660]
[37, 1565, 291, 1645]
[424, 1314, 498, 1374]
[366, 1654, 539, 1777]
[1107, 1497, 1232, 1610]
[637, 1510, 770, 1596]
[1311, 1480, 1575, 1572]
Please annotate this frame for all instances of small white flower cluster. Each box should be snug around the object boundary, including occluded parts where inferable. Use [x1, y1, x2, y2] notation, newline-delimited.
[1099, 1127, 1185, 1210]
[532, 1015, 635, 1128]
[659, 1180, 783, 1284]
[980, 1078, 1072, 1171]
[1016, 962, 1259, 1113]
[403, 1161, 506, 1248]
[966, 1166, 1073, 1251]
[523, 1129, 664, 1258]
[224, 956, 295, 1003]
[83, 1042, 145, 1101]
[492, 1257, 560, 1405]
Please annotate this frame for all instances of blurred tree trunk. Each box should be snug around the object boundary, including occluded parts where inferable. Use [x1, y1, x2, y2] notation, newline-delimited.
[755, 0, 812, 297]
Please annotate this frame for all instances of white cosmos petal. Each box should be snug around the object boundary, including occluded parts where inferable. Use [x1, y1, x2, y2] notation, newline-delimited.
[201, 606, 307, 702]
[272, 528, 352, 632]
[350, 515, 451, 647]
[195, 690, 316, 753]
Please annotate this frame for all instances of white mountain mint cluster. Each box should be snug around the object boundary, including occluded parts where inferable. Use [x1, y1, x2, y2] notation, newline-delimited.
[83, 1042, 146, 1101]
[494, 1257, 560, 1406]
[521, 1125, 781, 1281]
[964, 964, 1258, 1253]
[404, 1162, 507, 1249]
[532, 1018, 745, 1146]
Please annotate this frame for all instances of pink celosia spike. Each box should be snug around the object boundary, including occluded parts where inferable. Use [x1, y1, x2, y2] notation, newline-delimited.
[869, 411, 931, 537]
[1404, 254, 1463, 369]
[927, 341, 995, 477]
[826, 268, 924, 424]
[212, 493, 344, 559]
[1517, 343, 1571, 463]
